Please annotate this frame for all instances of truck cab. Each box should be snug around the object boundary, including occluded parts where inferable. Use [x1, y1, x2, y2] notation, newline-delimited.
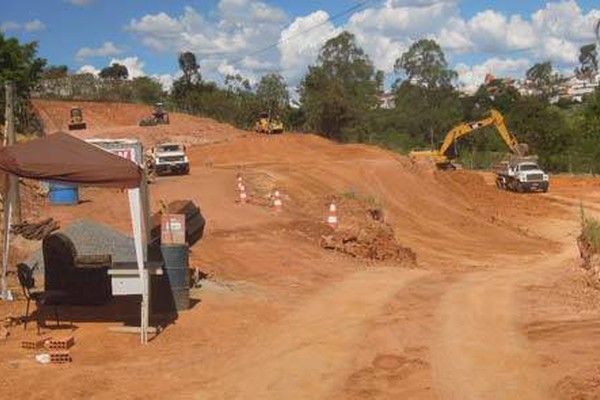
[496, 160, 549, 193]
[151, 143, 189, 176]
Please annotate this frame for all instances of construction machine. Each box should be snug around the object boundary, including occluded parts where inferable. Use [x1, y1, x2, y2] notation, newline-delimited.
[255, 111, 284, 134]
[139, 102, 170, 126]
[68, 107, 87, 130]
[409, 109, 529, 170]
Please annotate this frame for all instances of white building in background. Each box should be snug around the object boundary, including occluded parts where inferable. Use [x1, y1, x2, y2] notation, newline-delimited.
[557, 74, 600, 103]
[378, 92, 396, 109]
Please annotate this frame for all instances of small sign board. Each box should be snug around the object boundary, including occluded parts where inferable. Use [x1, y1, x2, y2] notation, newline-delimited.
[161, 214, 186, 245]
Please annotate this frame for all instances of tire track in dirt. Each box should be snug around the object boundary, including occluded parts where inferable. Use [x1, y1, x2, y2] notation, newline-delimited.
[431, 260, 562, 399]
[197, 268, 428, 400]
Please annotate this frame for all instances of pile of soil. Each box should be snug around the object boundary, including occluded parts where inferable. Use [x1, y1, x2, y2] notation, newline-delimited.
[320, 211, 417, 266]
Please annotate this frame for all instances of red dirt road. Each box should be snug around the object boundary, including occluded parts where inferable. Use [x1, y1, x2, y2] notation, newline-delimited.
[1, 100, 599, 399]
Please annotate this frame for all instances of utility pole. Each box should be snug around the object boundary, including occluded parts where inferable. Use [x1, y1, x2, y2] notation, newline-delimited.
[4, 81, 21, 223]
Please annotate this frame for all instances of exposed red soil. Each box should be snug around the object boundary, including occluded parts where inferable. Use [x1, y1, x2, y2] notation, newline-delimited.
[0, 100, 599, 399]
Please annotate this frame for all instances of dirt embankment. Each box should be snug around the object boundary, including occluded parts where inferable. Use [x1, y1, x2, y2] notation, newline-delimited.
[1, 99, 597, 399]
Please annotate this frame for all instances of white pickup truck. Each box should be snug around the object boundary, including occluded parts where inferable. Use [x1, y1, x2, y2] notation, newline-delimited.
[150, 143, 190, 176]
[494, 158, 549, 193]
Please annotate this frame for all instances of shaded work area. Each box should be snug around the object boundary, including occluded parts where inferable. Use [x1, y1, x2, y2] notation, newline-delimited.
[0, 132, 204, 343]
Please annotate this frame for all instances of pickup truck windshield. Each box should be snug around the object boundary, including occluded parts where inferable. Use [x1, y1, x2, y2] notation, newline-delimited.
[159, 145, 181, 152]
[520, 164, 540, 171]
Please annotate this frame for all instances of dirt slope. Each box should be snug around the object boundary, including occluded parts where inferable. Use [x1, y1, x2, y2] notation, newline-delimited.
[1, 100, 598, 399]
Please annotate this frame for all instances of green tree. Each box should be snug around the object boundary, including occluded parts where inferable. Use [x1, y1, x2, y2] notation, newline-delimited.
[0, 32, 46, 131]
[526, 61, 560, 100]
[300, 31, 380, 141]
[573, 89, 600, 173]
[99, 63, 128, 80]
[394, 39, 457, 88]
[575, 44, 598, 81]
[178, 51, 201, 85]
[471, 78, 521, 115]
[507, 97, 572, 171]
[392, 39, 462, 148]
[256, 73, 288, 116]
[130, 76, 164, 104]
[224, 74, 260, 129]
[40, 65, 68, 80]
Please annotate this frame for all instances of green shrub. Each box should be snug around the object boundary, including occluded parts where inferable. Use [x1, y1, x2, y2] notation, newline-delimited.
[581, 205, 600, 253]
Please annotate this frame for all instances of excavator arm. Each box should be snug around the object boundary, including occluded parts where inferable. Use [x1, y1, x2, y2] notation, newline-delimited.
[438, 116, 495, 156]
[409, 109, 527, 168]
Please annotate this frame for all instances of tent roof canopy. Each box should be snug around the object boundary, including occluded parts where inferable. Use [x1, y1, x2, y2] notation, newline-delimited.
[0, 132, 142, 188]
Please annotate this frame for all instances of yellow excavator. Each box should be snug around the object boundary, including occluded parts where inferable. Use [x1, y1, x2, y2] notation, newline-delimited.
[409, 109, 528, 170]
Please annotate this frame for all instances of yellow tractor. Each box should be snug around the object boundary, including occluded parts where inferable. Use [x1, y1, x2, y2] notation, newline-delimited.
[255, 111, 284, 134]
[139, 103, 170, 126]
[68, 107, 87, 130]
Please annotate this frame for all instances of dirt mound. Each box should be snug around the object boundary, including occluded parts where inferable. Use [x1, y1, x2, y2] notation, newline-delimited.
[317, 197, 417, 266]
[31, 99, 244, 148]
[320, 220, 417, 265]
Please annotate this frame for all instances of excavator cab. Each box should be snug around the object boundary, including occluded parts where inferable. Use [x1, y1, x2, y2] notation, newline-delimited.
[68, 107, 87, 130]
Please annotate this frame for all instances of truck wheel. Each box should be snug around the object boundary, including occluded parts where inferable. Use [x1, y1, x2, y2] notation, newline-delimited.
[515, 182, 524, 193]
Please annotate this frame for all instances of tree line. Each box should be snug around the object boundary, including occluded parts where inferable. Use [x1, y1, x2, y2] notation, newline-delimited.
[1, 30, 600, 173]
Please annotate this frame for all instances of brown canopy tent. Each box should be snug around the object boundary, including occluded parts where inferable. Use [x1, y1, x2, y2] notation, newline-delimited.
[0, 131, 141, 187]
[0, 132, 152, 343]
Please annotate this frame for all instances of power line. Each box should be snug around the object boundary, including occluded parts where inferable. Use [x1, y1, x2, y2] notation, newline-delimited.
[226, 0, 372, 67]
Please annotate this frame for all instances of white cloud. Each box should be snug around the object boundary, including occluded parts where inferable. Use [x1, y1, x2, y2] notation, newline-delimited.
[67, 0, 94, 6]
[456, 57, 532, 93]
[109, 56, 146, 78]
[0, 21, 21, 32]
[76, 41, 124, 62]
[278, 11, 341, 83]
[124, 0, 600, 88]
[152, 73, 176, 92]
[437, 0, 599, 66]
[24, 20, 46, 32]
[78, 65, 100, 76]
[1, 20, 46, 32]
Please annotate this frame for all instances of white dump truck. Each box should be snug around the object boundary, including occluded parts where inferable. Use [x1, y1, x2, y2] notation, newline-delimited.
[149, 143, 190, 176]
[494, 157, 549, 193]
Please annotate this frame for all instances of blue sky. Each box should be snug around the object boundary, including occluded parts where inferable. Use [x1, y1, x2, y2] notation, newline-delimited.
[1, 0, 599, 92]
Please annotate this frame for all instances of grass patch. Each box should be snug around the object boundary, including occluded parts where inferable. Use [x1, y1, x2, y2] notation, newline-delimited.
[581, 204, 600, 253]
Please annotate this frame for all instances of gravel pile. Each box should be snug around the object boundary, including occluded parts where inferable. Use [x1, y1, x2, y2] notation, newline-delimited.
[25, 218, 136, 271]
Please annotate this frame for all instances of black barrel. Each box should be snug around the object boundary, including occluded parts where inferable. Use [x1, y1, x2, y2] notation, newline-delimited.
[159, 244, 190, 311]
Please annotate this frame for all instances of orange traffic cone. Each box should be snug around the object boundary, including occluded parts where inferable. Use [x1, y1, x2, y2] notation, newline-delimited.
[272, 190, 283, 212]
[327, 201, 338, 229]
[239, 184, 248, 204]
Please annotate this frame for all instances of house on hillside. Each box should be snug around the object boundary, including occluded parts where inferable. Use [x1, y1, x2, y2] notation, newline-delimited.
[378, 92, 395, 109]
[557, 75, 599, 103]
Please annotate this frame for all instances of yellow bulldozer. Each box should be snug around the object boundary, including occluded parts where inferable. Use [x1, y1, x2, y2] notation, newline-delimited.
[68, 107, 87, 130]
[255, 111, 283, 134]
[409, 109, 529, 170]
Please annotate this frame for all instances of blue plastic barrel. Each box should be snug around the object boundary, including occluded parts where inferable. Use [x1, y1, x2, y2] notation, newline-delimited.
[48, 182, 79, 205]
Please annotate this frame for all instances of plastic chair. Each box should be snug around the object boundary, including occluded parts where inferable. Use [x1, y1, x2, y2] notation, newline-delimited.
[16, 263, 69, 334]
